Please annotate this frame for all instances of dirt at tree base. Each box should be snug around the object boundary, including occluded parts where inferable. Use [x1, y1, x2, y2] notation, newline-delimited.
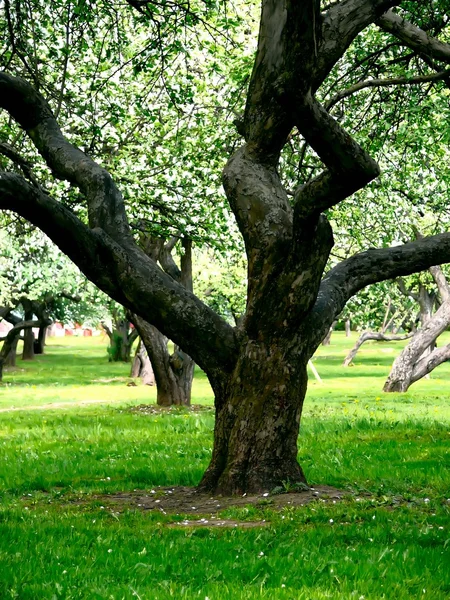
[88, 484, 347, 526]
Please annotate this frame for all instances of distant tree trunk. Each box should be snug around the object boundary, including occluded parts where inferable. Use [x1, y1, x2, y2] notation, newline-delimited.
[131, 315, 194, 406]
[130, 339, 155, 385]
[0, 319, 41, 381]
[128, 236, 195, 406]
[104, 318, 138, 362]
[345, 319, 351, 337]
[34, 324, 47, 354]
[4, 335, 19, 367]
[21, 299, 35, 361]
[322, 320, 336, 345]
[343, 299, 411, 366]
[385, 266, 450, 392]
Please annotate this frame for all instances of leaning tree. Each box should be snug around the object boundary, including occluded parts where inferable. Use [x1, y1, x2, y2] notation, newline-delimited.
[3, 1, 450, 493]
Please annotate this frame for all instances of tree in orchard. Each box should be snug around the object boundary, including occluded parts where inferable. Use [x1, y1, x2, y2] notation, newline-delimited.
[102, 302, 139, 363]
[384, 264, 450, 391]
[0, 228, 84, 360]
[0, 315, 50, 380]
[4, 2, 450, 493]
[130, 235, 195, 407]
[0, 225, 109, 368]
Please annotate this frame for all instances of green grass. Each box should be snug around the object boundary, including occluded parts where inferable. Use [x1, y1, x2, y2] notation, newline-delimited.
[0, 336, 212, 408]
[0, 333, 449, 598]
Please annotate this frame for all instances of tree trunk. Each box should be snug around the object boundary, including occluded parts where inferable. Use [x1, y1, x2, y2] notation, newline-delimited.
[131, 314, 194, 406]
[418, 284, 436, 357]
[345, 319, 351, 337]
[127, 236, 195, 405]
[21, 300, 35, 361]
[4, 335, 19, 367]
[106, 319, 137, 362]
[0, 319, 41, 381]
[199, 338, 309, 495]
[22, 329, 35, 360]
[322, 320, 336, 345]
[130, 339, 155, 385]
[34, 324, 47, 354]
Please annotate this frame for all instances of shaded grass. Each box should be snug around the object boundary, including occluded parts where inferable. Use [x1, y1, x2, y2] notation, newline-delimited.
[0, 334, 449, 598]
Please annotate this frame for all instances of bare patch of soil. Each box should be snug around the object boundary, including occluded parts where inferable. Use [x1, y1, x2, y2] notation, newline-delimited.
[129, 404, 214, 415]
[87, 484, 347, 519]
[167, 518, 269, 528]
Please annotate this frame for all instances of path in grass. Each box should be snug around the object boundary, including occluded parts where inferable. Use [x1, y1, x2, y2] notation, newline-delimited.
[0, 396, 132, 412]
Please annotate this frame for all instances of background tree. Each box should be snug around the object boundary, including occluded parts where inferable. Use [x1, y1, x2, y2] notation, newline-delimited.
[130, 339, 155, 386]
[102, 303, 139, 363]
[129, 234, 195, 406]
[0, 227, 105, 368]
[384, 265, 450, 391]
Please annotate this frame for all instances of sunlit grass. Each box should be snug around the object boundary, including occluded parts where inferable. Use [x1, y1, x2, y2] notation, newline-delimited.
[0, 333, 449, 598]
[0, 336, 212, 408]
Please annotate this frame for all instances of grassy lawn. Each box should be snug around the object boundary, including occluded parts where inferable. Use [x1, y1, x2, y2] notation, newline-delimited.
[0, 333, 449, 599]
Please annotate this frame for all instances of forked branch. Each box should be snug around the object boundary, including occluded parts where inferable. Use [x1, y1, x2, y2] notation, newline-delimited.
[294, 94, 379, 221]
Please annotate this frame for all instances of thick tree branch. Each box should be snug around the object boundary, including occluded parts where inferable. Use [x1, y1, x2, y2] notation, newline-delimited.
[378, 10, 450, 64]
[101, 321, 114, 340]
[0, 317, 47, 379]
[0, 306, 12, 320]
[57, 291, 82, 303]
[243, 0, 322, 162]
[159, 240, 182, 282]
[410, 343, 450, 384]
[0, 172, 238, 374]
[343, 330, 413, 366]
[1, 319, 41, 341]
[0, 72, 131, 239]
[316, 0, 401, 88]
[129, 327, 139, 346]
[429, 265, 450, 303]
[294, 95, 379, 221]
[243, 1, 399, 162]
[222, 146, 293, 307]
[0, 142, 42, 188]
[309, 233, 450, 345]
[397, 277, 419, 301]
[384, 297, 450, 391]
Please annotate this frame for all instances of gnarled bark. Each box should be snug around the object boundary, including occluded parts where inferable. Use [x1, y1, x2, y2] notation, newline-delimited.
[384, 266, 450, 392]
[199, 337, 309, 494]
